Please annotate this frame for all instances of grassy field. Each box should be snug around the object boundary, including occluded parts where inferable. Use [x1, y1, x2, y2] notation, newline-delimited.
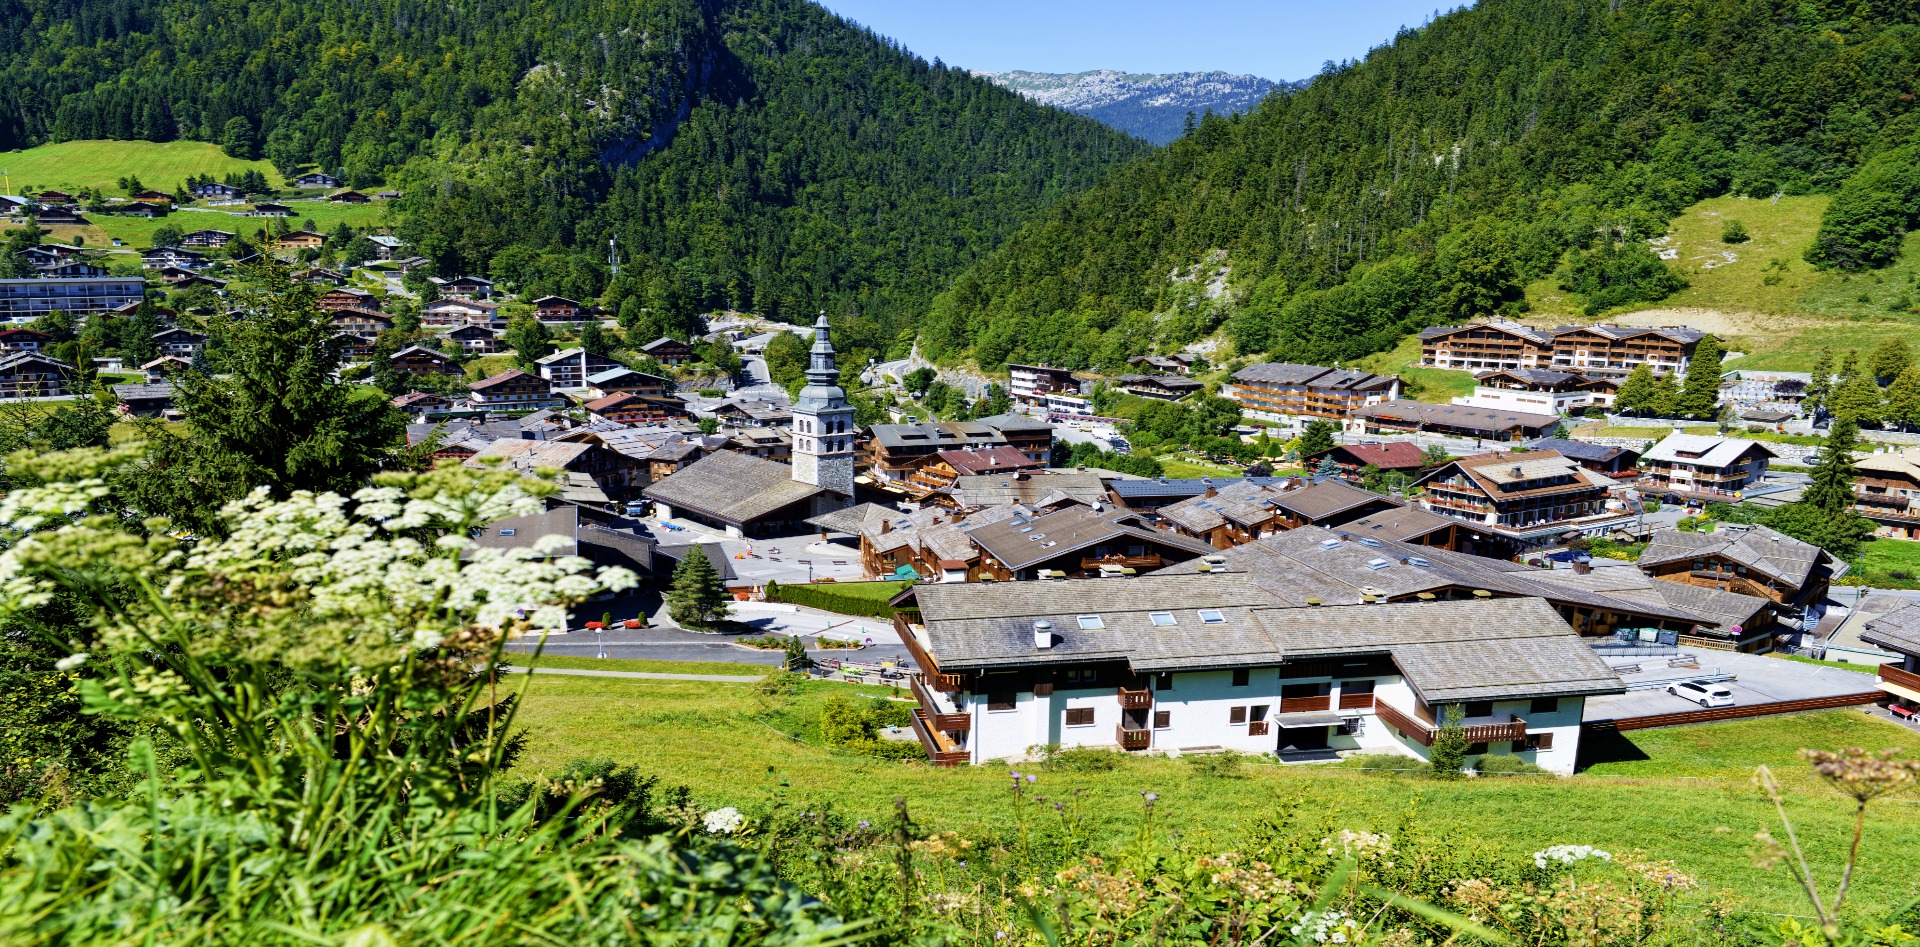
[0, 140, 282, 195]
[1659, 195, 1831, 314]
[508, 672, 1920, 920]
[516, 654, 771, 676]
[1158, 456, 1240, 478]
[1, 199, 395, 253]
[1838, 538, 1920, 589]
[1353, 334, 1476, 402]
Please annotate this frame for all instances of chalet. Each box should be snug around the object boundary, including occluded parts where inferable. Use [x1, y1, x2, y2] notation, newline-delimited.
[421, 297, 499, 327]
[180, 229, 236, 248]
[190, 182, 243, 200]
[294, 267, 351, 287]
[389, 345, 463, 377]
[35, 190, 73, 205]
[330, 334, 373, 360]
[1302, 442, 1428, 484]
[151, 328, 207, 357]
[902, 446, 1045, 495]
[585, 366, 670, 398]
[328, 189, 370, 204]
[1007, 364, 1080, 405]
[725, 426, 792, 460]
[1410, 451, 1621, 555]
[831, 502, 1030, 582]
[535, 347, 622, 389]
[132, 190, 176, 205]
[1418, 320, 1553, 371]
[708, 398, 791, 428]
[1852, 446, 1920, 538]
[1350, 400, 1560, 442]
[1636, 525, 1842, 650]
[0, 352, 75, 398]
[533, 296, 585, 324]
[165, 273, 228, 291]
[0, 329, 51, 352]
[1859, 605, 1920, 718]
[364, 235, 405, 261]
[38, 261, 110, 279]
[1262, 478, 1402, 532]
[431, 276, 494, 301]
[0, 195, 28, 214]
[112, 382, 175, 418]
[142, 247, 205, 269]
[1227, 363, 1401, 422]
[894, 574, 1621, 771]
[392, 391, 452, 414]
[393, 256, 432, 273]
[965, 502, 1216, 582]
[639, 337, 695, 365]
[1114, 373, 1202, 401]
[1128, 353, 1197, 375]
[1638, 433, 1772, 500]
[141, 356, 192, 381]
[277, 230, 327, 250]
[292, 172, 341, 189]
[865, 421, 1009, 485]
[1106, 475, 1293, 513]
[585, 392, 688, 425]
[114, 201, 167, 218]
[1155, 478, 1299, 549]
[375, 190, 402, 201]
[1546, 325, 1706, 374]
[974, 413, 1056, 464]
[329, 308, 394, 340]
[33, 207, 87, 226]
[250, 202, 294, 217]
[463, 439, 642, 505]
[316, 288, 380, 312]
[445, 323, 504, 354]
[1525, 438, 1641, 478]
[467, 369, 561, 410]
[155, 266, 199, 284]
[1455, 369, 1616, 415]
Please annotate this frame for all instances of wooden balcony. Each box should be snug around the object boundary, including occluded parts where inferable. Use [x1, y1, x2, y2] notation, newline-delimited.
[1374, 700, 1527, 747]
[911, 673, 970, 732]
[1280, 695, 1331, 713]
[894, 609, 966, 693]
[1117, 687, 1153, 710]
[1081, 554, 1163, 571]
[1881, 662, 1920, 694]
[1116, 725, 1151, 751]
[911, 709, 970, 766]
[1248, 720, 1270, 737]
[1338, 692, 1376, 711]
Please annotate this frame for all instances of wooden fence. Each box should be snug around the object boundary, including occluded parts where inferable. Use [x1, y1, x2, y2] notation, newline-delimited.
[1585, 691, 1883, 733]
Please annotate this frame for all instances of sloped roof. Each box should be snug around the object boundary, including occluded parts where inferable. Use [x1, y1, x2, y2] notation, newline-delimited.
[1640, 432, 1773, 468]
[1356, 400, 1560, 433]
[1637, 524, 1835, 590]
[470, 369, 546, 392]
[965, 504, 1213, 571]
[949, 470, 1108, 508]
[1323, 442, 1426, 469]
[1158, 479, 1292, 533]
[1526, 437, 1636, 464]
[935, 446, 1041, 475]
[642, 450, 828, 525]
[1270, 479, 1393, 521]
[1860, 602, 1920, 656]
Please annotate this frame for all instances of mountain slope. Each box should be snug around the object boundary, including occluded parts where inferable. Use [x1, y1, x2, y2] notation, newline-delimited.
[0, 0, 1147, 351]
[924, 0, 1920, 372]
[976, 70, 1281, 144]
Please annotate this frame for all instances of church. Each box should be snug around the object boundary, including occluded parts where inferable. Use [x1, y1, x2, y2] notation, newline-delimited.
[642, 313, 855, 537]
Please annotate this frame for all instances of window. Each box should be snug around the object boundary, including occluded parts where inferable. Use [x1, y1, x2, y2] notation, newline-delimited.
[1198, 609, 1226, 624]
[1529, 697, 1559, 715]
[1341, 679, 1375, 696]
[1464, 701, 1494, 718]
[1064, 668, 1098, 686]
[1230, 668, 1250, 687]
[1154, 672, 1173, 691]
[1527, 733, 1555, 751]
[1064, 708, 1094, 727]
[988, 692, 1016, 712]
[1229, 706, 1248, 725]
[1077, 615, 1105, 630]
[1149, 612, 1177, 626]
[1153, 710, 1171, 729]
[1250, 705, 1270, 722]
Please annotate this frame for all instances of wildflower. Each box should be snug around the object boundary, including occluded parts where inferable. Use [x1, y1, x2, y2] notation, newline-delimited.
[1291, 909, 1353, 944]
[53, 652, 88, 672]
[702, 806, 746, 835]
[1802, 748, 1920, 802]
[1323, 828, 1393, 860]
[857, 820, 871, 830]
[1026, 773, 1036, 783]
[1533, 844, 1611, 869]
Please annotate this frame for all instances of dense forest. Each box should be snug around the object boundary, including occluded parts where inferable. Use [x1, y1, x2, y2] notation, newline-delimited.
[921, 0, 1920, 370]
[0, 0, 1147, 355]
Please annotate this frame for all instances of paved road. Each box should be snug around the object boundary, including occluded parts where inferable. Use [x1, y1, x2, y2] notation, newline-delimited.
[503, 664, 764, 682]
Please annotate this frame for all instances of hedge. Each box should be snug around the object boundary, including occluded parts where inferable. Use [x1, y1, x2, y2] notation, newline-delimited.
[765, 580, 912, 618]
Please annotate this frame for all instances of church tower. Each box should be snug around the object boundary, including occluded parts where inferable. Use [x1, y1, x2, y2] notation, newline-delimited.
[791, 311, 856, 502]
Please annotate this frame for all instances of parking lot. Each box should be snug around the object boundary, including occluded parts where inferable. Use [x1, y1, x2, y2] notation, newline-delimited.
[1583, 649, 1883, 722]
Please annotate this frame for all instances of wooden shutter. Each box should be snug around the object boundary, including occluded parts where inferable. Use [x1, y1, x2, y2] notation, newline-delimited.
[1153, 710, 1170, 729]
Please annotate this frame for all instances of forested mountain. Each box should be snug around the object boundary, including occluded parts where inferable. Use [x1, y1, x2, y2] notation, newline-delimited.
[0, 0, 1146, 354]
[924, 0, 1920, 372]
[977, 70, 1282, 144]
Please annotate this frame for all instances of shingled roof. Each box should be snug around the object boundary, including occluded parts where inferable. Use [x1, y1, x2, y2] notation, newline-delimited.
[642, 450, 829, 526]
[1860, 603, 1920, 656]
[1638, 524, 1837, 591]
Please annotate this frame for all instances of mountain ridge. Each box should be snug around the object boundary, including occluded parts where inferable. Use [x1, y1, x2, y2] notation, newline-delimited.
[974, 69, 1283, 144]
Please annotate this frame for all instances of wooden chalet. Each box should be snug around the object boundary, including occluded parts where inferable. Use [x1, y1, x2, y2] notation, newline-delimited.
[389, 345, 463, 377]
[0, 352, 75, 398]
[277, 230, 327, 250]
[639, 337, 695, 365]
[467, 369, 560, 410]
[316, 287, 380, 312]
[446, 323, 504, 354]
[329, 308, 394, 339]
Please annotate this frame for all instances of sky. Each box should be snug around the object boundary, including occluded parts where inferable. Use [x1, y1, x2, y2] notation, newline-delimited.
[816, 1, 1460, 81]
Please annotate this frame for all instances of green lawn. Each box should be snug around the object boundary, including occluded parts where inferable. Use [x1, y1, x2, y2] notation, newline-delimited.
[1839, 538, 1920, 590]
[1353, 334, 1476, 402]
[790, 580, 910, 600]
[515, 654, 772, 676]
[1769, 653, 1881, 674]
[508, 674, 1920, 920]
[0, 139, 282, 195]
[1659, 195, 1832, 315]
[1158, 456, 1239, 478]
[2, 198, 394, 253]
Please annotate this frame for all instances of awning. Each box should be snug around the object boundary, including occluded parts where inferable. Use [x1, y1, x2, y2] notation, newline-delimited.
[1276, 711, 1345, 728]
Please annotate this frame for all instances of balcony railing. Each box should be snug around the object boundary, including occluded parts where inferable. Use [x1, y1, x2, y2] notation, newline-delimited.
[910, 709, 970, 766]
[911, 674, 971, 731]
[1338, 692, 1376, 711]
[894, 610, 966, 693]
[1082, 554, 1164, 571]
[1117, 687, 1153, 710]
[1279, 695, 1331, 713]
[1248, 720, 1271, 736]
[1374, 700, 1527, 747]
[1881, 662, 1920, 694]
[1116, 725, 1151, 751]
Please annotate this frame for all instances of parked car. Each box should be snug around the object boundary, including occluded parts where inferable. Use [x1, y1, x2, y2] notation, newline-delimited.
[1666, 679, 1735, 708]
[1545, 549, 1592, 564]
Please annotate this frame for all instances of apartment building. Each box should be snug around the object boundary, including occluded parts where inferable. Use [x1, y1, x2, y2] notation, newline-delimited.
[1638, 433, 1772, 499]
[1410, 450, 1618, 551]
[537, 348, 623, 390]
[1417, 321, 1553, 371]
[1007, 364, 1080, 405]
[1420, 320, 1708, 375]
[0, 277, 145, 317]
[864, 422, 1009, 484]
[1454, 369, 1618, 415]
[1847, 446, 1920, 538]
[467, 369, 563, 411]
[1227, 363, 1401, 423]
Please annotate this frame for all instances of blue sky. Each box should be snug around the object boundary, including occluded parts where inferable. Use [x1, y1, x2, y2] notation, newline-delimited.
[817, 1, 1460, 80]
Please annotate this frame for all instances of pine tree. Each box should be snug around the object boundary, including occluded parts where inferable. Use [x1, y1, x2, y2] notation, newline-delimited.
[1804, 349, 1835, 421]
[666, 548, 729, 629]
[1298, 419, 1337, 458]
[1429, 704, 1468, 779]
[1802, 416, 1862, 514]
[1871, 336, 1913, 382]
[1678, 336, 1723, 419]
[1762, 416, 1874, 559]
[1647, 371, 1680, 417]
[1315, 455, 1340, 478]
[1829, 372, 1884, 425]
[1884, 366, 1920, 431]
[579, 321, 612, 357]
[504, 316, 554, 369]
[1612, 364, 1655, 416]
[781, 635, 810, 671]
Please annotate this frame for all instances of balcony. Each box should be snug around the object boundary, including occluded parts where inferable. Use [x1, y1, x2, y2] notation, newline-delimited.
[895, 610, 966, 693]
[1116, 725, 1151, 751]
[1248, 720, 1271, 737]
[1279, 695, 1332, 713]
[1881, 662, 1920, 695]
[911, 674, 971, 732]
[1374, 700, 1526, 747]
[1082, 554, 1164, 571]
[1338, 692, 1376, 711]
[911, 709, 970, 766]
[1117, 687, 1153, 710]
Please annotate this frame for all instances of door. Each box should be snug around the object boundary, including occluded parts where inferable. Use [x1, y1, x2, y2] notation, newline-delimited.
[1277, 725, 1329, 753]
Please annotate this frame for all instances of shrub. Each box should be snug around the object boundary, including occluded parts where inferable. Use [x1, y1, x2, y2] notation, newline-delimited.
[1344, 753, 1427, 773]
[1474, 754, 1550, 775]
[818, 696, 916, 762]
[1184, 751, 1246, 778]
[766, 581, 910, 618]
[1038, 745, 1127, 772]
[1721, 219, 1750, 243]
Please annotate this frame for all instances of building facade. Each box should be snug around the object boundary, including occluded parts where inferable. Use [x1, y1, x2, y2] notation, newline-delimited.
[0, 277, 145, 316]
[790, 313, 857, 502]
[1227, 363, 1401, 422]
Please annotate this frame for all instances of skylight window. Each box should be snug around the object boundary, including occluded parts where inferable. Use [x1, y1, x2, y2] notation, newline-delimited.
[1077, 615, 1105, 630]
[1149, 612, 1177, 626]
[1197, 609, 1225, 624]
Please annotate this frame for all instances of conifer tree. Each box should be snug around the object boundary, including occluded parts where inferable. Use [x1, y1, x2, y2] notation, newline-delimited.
[1884, 366, 1920, 431]
[504, 315, 554, 370]
[1612, 364, 1655, 416]
[1830, 372, 1884, 425]
[1298, 420, 1337, 458]
[1762, 416, 1874, 559]
[1871, 336, 1913, 382]
[1678, 336, 1723, 419]
[666, 548, 729, 629]
[1647, 371, 1680, 417]
[1804, 350, 1835, 421]
[1429, 704, 1468, 779]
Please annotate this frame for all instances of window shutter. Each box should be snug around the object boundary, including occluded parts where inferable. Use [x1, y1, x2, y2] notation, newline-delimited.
[1229, 706, 1247, 725]
[1153, 711, 1170, 729]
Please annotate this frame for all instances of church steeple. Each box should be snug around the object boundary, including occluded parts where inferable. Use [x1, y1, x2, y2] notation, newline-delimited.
[790, 312, 855, 501]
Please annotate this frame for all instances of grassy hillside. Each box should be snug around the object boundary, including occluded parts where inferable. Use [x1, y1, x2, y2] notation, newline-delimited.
[1, 199, 392, 254]
[508, 666, 1920, 921]
[0, 140, 279, 194]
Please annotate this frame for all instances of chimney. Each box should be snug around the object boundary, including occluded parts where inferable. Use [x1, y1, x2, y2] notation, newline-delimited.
[1511, 464, 1523, 478]
[880, 521, 892, 535]
[1205, 486, 1218, 498]
[1573, 560, 1591, 575]
[1034, 620, 1054, 650]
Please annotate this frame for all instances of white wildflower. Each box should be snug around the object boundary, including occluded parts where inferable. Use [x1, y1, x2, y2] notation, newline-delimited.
[1533, 844, 1611, 869]
[1291, 909, 1353, 944]
[703, 806, 746, 835]
[53, 652, 88, 671]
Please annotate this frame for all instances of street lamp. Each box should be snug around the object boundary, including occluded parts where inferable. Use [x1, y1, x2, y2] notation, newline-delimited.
[595, 626, 606, 660]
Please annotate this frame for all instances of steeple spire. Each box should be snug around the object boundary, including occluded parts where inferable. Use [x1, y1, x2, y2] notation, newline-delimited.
[790, 311, 855, 501]
[806, 310, 839, 386]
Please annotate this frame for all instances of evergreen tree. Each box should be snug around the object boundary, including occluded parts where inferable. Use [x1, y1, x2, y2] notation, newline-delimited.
[1803, 350, 1835, 421]
[504, 316, 554, 369]
[781, 635, 810, 672]
[1678, 336, 1723, 419]
[1315, 455, 1340, 478]
[1870, 336, 1912, 382]
[1829, 372, 1884, 426]
[221, 117, 256, 159]
[1429, 705, 1468, 779]
[1802, 416, 1862, 514]
[578, 321, 612, 358]
[1298, 420, 1337, 458]
[1647, 371, 1680, 417]
[1884, 366, 1920, 432]
[1762, 416, 1874, 560]
[666, 549, 729, 629]
[1612, 364, 1655, 416]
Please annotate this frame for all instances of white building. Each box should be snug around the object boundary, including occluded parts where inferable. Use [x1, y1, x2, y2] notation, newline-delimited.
[1451, 369, 1617, 416]
[897, 571, 1622, 774]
